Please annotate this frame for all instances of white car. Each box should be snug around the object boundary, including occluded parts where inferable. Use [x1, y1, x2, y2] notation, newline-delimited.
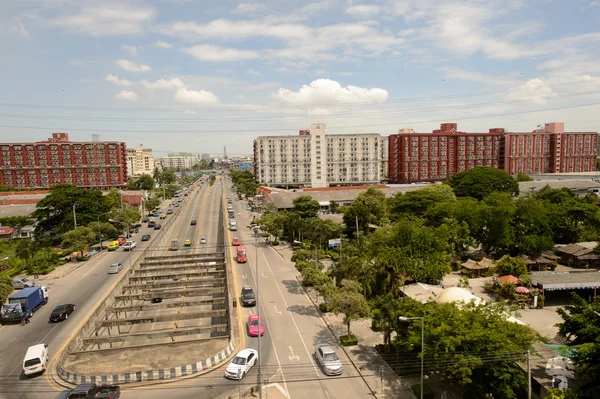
[200, 237, 207, 244]
[107, 263, 123, 274]
[13, 276, 36, 289]
[123, 240, 136, 251]
[224, 349, 258, 380]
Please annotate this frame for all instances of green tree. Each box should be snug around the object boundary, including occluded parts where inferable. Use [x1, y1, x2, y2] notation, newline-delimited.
[109, 206, 140, 230]
[449, 166, 519, 200]
[15, 240, 36, 272]
[161, 169, 177, 185]
[144, 196, 160, 212]
[516, 172, 534, 182]
[0, 216, 33, 228]
[389, 184, 456, 218]
[87, 221, 118, 241]
[495, 255, 528, 277]
[509, 196, 554, 256]
[544, 388, 579, 399]
[477, 192, 516, 254]
[61, 226, 96, 257]
[292, 195, 320, 219]
[33, 184, 109, 236]
[103, 190, 122, 211]
[137, 174, 155, 191]
[556, 293, 600, 399]
[343, 187, 388, 235]
[329, 200, 339, 214]
[328, 280, 370, 337]
[0, 273, 13, 307]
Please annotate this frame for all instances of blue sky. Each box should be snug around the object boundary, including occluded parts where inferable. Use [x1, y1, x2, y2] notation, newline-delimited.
[0, 0, 599, 156]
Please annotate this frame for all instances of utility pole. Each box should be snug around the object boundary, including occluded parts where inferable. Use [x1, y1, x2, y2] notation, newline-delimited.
[73, 204, 77, 229]
[355, 215, 359, 239]
[527, 350, 531, 399]
[256, 231, 262, 399]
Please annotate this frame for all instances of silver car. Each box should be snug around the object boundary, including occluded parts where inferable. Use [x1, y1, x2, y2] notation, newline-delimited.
[314, 344, 343, 376]
[13, 276, 36, 289]
[200, 237, 207, 244]
[107, 263, 123, 274]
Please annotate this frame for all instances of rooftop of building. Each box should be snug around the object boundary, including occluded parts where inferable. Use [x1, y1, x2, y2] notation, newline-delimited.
[531, 271, 600, 290]
[518, 179, 600, 195]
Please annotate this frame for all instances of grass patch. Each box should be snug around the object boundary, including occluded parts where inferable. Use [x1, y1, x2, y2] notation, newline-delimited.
[339, 334, 358, 346]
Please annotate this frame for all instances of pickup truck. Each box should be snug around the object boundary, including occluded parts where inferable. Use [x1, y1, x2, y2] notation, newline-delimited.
[123, 241, 136, 251]
[55, 383, 120, 399]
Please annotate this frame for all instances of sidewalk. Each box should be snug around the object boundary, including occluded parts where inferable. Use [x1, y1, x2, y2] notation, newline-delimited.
[270, 241, 416, 399]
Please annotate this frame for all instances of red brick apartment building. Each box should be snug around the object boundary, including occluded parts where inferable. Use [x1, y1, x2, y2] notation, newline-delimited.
[388, 122, 598, 183]
[0, 133, 128, 189]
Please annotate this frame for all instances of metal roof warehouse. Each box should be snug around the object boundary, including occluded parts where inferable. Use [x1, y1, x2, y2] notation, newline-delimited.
[531, 271, 600, 294]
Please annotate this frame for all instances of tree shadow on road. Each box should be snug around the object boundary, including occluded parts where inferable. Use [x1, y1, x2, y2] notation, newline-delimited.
[287, 304, 320, 318]
[281, 279, 303, 295]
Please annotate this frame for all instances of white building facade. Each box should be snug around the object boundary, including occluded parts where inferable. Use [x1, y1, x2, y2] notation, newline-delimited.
[160, 154, 197, 170]
[126, 146, 155, 176]
[253, 123, 387, 188]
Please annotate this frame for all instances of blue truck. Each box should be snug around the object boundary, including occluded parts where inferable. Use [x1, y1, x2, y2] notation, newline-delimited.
[1, 286, 48, 324]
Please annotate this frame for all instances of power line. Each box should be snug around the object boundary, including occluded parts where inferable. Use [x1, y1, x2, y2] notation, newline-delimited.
[0, 100, 598, 134]
[0, 89, 598, 124]
[0, 79, 592, 113]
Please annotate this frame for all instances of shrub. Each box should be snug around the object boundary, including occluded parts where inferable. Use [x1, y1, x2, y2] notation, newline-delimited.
[339, 334, 358, 346]
[76, 256, 89, 262]
[411, 383, 434, 399]
[271, 241, 280, 246]
[371, 319, 382, 332]
[319, 302, 330, 313]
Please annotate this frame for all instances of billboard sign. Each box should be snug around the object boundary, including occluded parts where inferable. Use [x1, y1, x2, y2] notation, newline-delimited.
[328, 238, 342, 247]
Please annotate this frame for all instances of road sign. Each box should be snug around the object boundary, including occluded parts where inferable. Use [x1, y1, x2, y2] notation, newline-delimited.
[328, 238, 341, 247]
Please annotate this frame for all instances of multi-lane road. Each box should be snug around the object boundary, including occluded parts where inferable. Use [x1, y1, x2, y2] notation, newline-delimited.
[0, 175, 372, 399]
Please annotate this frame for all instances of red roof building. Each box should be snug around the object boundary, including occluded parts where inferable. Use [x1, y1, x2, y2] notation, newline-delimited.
[0, 226, 15, 240]
[0, 133, 127, 189]
[388, 122, 598, 183]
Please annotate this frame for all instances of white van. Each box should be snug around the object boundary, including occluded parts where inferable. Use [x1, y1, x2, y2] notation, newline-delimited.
[230, 221, 237, 231]
[23, 343, 49, 376]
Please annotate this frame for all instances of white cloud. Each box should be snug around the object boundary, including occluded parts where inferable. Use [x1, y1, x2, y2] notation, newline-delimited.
[121, 44, 139, 56]
[274, 79, 388, 105]
[308, 107, 333, 116]
[174, 88, 219, 104]
[52, 4, 156, 36]
[439, 67, 518, 86]
[345, 5, 380, 16]
[246, 69, 261, 76]
[14, 18, 30, 38]
[115, 90, 138, 101]
[105, 74, 133, 87]
[141, 78, 185, 90]
[116, 59, 151, 72]
[590, 1, 600, 6]
[184, 44, 259, 62]
[237, 94, 246, 100]
[153, 40, 173, 48]
[183, 109, 198, 115]
[505, 79, 557, 105]
[233, 2, 266, 13]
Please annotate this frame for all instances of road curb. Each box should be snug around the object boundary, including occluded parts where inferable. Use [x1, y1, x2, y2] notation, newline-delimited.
[57, 340, 236, 385]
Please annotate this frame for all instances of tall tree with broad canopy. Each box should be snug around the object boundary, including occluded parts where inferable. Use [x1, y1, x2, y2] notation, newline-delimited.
[449, 166, 519, 200]
[342, 187, 388, 235]
[327, 279, 370, 337]
[392, 299, 539, 399]
[389, 183, 456, 218]
[33, 184, 110, 236]
[556, 293, 600, 399]
[292, 195, 320, 219]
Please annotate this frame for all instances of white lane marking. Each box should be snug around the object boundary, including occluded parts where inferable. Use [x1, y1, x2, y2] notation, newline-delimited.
[288, 346, 300, 362]
[261, 272, 268, 278]
[274, 306, 282, 315]
[254, 248, 320, 376]
[40, 322, 61, 343]
[80, 255, 108, 280]
[241, 274, 248, 279]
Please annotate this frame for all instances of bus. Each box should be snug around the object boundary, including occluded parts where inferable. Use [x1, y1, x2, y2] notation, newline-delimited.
[236, 247, 247, 263]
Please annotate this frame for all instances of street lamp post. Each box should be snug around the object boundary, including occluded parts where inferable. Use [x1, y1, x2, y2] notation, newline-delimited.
[254, 228, 262, 399]
[399, 316, 424, 399]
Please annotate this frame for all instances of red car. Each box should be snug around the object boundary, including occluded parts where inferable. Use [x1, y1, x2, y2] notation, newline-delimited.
[232, 238, 241, 246]
[117, 237, 127, 245]
[247, 314, 264, 337]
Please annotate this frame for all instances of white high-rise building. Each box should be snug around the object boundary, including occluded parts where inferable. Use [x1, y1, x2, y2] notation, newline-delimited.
[160, 154, 197, 169]
[253, 123, 387, 188]
[126, 146, 155, 176]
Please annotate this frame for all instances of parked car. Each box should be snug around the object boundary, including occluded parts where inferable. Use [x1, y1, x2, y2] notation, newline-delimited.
[123, 241, 136, 251]
[314, 344, 343, 376]
[148, 220, 156, 228]
[107, 263, 123, 274]
[141, 234, 151, 241]
[224, 349, 258, 380]
[154, 224, 162, 230]
[55, 383, 121, 399]
[200, 237, 207, 244]
[141, 217, 148, 223]
[190, 220, 197, 225]
[240, 286, 256, 307]
[184, 239, 192, 247]
[167, 209, 174, 214]
[107, 243, 118, 252]
[13, 276, 36, 289]
[117, 237, 127, 245]
[247, 314, 264, 337]
[159, 214, 166, 219]
[232, 237, 241, 246]
[49, 304, 75, 322]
